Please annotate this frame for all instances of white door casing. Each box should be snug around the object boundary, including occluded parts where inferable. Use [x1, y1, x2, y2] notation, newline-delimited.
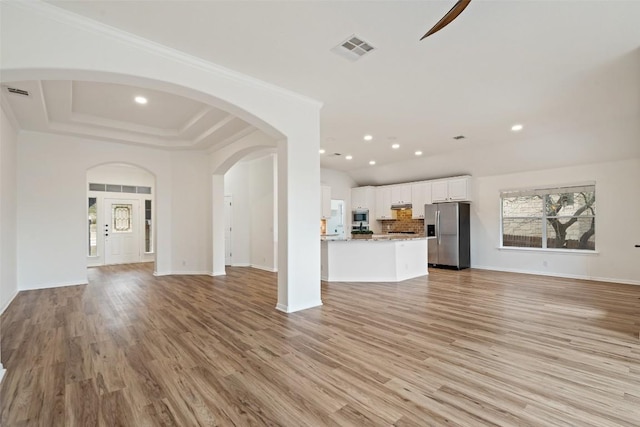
[104, 198, 140, 265]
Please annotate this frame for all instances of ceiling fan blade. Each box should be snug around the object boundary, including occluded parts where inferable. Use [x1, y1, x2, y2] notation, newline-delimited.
[420, 0, 472, 41]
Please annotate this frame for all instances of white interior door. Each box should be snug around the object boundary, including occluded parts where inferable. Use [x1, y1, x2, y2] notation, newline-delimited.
[104, 198, 140, 265]
[224, 196, 233, 265]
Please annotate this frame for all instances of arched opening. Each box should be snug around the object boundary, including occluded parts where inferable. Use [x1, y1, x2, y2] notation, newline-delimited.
[2, 0, 322, 313]
[86, 163, 156, 268]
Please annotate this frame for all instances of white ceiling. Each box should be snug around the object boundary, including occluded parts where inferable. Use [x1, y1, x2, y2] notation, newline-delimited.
[1, 80, 256, 150]
[5, 1, 640, 183]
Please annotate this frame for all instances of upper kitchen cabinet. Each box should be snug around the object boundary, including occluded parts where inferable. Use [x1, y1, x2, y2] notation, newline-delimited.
[390, 184, 412, 205]
[431, 176, 471, 202]
[321, 185, 331, 219]
[375, 186, 393, 219]
[351, 186, 376, 211]
[411, 182, 432, 219]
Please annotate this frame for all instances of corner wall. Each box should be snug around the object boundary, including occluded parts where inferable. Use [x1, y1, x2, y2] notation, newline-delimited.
[471, 158, 640, 284]
[0, 103, 18, 383]
[0, 104, 18, 313]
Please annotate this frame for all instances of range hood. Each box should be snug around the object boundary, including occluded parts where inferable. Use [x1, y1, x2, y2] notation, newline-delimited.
[391, 203, 412, 210]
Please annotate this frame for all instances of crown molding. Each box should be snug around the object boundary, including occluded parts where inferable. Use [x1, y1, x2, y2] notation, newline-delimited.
[5, 0, 323, 110]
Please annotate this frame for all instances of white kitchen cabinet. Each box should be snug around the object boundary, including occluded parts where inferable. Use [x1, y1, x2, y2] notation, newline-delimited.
[390, 184, 412, 205]
[411, 182, 432, 219]
[448, 177, 470, 201]
[321, 185, 331, 219]
[375, 186, 393, 219]
[351, 186, 376, 211]
[431, 176, 471, 202]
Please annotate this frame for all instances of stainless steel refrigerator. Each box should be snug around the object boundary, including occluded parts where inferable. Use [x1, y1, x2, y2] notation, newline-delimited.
[424, 202, 470, 269]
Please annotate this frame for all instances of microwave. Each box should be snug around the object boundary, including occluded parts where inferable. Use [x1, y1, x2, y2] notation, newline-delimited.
[352, 209, 369, 224]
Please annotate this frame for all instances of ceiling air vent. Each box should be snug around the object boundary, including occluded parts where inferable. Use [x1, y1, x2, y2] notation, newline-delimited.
[331, 35, 375, 61]
[6, 87, 30, 97]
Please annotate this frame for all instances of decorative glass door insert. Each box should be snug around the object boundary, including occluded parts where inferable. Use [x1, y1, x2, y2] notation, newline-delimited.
[112, 204, 133, 232]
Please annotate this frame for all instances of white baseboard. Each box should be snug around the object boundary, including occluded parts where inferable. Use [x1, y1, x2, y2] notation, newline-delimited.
[211, 270, 226, 276]
[154, 270, 215, 276]
[153, 271, 171, 276]
[231, 263, 251, 267]
[20, 279, 87, 291]
[251, 264, 278, 273]
[0, 288, 18, 315]
[471, 265, 640, 286]
[276, 299, 323, 313]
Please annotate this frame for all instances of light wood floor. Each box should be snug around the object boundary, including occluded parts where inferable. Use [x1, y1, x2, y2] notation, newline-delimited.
[1, 264, 639, 426]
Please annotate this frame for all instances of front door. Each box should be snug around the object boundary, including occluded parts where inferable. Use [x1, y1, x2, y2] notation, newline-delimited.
[104, 198, 140, 265]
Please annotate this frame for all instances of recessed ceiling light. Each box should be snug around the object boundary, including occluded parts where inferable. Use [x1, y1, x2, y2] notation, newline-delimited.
[511, 124, 523, 132]
[391, 143, 400, 149]
[319, 148, 326, 154]
[134, 96, 148, 105]
[363, 135, 373, 141]
[369, 160, 376, 165]
[415, 151, 423, 156]
[346, 155, 353, 160]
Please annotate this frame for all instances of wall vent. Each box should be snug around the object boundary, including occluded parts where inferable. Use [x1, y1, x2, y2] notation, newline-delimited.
[6, 87, 30, 97]
[331, 35, 375, 61]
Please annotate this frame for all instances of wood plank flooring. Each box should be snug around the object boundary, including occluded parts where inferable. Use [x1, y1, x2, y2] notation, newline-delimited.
[1, 263, 639, 426]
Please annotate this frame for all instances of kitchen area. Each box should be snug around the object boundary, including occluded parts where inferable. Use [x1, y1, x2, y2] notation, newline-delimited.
[320, 175, 471, 282]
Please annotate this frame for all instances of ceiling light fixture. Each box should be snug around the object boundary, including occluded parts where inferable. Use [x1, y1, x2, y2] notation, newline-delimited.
[392, 143, 400, 149]
[319, 149, 326, 154]
[415, 151, 423, 156]
[369, 160, 376, 165]
[363, 135, 373, 141]
[134, 96, 148, 105]
[511, 124, 523, 132]
[346, 155, 353, 160]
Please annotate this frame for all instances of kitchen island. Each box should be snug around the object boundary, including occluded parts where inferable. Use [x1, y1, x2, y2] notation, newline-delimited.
[320, 237, 427, 282]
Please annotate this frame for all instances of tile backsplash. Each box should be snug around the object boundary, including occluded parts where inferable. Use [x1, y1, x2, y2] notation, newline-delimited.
[380, 209, 425, 234]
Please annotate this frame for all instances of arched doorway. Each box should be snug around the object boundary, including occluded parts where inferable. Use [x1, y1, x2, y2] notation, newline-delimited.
[86, 163, 156, 268]
[2, 0, 323, 313]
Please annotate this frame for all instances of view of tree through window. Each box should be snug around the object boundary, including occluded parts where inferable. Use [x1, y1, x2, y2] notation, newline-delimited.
[501, 185, 595, 250]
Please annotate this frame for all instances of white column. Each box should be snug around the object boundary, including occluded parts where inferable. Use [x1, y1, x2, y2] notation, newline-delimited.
[212, 174, 226, 276]
[276, 128, 322, 313]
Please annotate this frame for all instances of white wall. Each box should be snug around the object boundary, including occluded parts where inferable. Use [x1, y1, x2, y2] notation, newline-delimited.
[87, 163, 155, 187]
[250, 154, 277, 271]
[0, 102, 19, 383]
[15, 130, 216, 289]
[170, 152, 212, 274]
[321, 168, 357, 204]
[471, 158, 640, 285]
[225, 154, 278, 271]
[0, 104, 18, 313]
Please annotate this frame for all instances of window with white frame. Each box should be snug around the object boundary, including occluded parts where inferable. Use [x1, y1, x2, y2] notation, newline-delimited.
[501, 184, 596, 250]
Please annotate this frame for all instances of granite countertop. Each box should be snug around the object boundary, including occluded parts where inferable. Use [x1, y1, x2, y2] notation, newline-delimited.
[323, 235, 427, 242]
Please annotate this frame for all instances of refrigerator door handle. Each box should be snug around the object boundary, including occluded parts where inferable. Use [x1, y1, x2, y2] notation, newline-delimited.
[436, 210, 441, 245]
